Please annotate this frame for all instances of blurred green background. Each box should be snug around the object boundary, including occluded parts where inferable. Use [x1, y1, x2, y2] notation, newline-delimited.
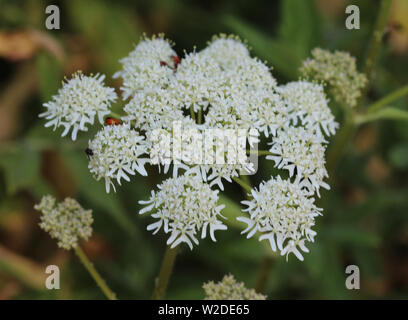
[0, 0, 407, 299]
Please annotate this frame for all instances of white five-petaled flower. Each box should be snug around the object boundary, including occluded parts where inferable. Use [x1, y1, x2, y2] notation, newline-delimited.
[88, 124, 148, 193]
[40, 72, 117, 140]
[237, 176, 322, 261]
[139, 173, 227, 249]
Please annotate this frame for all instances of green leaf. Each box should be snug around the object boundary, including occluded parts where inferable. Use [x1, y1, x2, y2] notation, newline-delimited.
[323, 225, 380, 248]
[221, 237, 264, 261]
[0, 145, 40, 194]
[278, 0, 322, 58]
[305, 243, 350, 299]
[360, 107, 408, 123]
[35, 52, 63, 101]
[66, 0, 141, 75]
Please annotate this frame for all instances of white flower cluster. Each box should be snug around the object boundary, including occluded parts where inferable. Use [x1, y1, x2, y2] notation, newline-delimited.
[300, 48, 367, 108]
[262, 81, 337, 198]
[172, 51, 223, 113]
[113, 34, 178, 99]
[123, 88, 184, 132]
[201, 35, 250, 70]
[87, 124, 148, 193]
[40, 34, 339, 257]
[139, 174, 227, 249]
[277, 81, 338, 139]
[203, 274, 266, 300]
[267, 126, 329, 196]
[40, 72, 117, 140]
[34, 195, 93, 250]
[237, 176, 322, 261]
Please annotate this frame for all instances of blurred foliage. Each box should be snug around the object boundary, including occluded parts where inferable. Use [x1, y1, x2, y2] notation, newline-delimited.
[0, 0, 407, 300]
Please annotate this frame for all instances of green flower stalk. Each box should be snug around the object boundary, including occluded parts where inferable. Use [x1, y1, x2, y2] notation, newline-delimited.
[34, 195, 117, 300]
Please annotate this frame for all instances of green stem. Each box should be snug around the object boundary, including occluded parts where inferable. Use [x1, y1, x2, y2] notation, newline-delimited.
[152, 246, 178, 300]
[74, 246, 117, 300]
[366, 84, 408, 113]
[240, 175, 253, 201]
[232, 177, 252, 194]
[327, 0, 392, 173]
[359, 0, 393, 108]
[190, 106, 196, 122]
[254, 255, 274, 293]
[198, 106, 203, 124]
[234, 176, 275, 293]
[246, 150, 272, 156]
[108, 111, 123, 119]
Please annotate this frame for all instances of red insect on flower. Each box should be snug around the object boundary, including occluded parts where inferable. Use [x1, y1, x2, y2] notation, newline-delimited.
[171, 55, 181, 69]
[105, 117, 122, 126]
[160, 61, 168, 67]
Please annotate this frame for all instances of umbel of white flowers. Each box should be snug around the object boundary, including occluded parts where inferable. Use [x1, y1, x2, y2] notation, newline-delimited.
[238, 176, 322, 261]
[88, 124, 148, 193]
[139, 173, 227, 249]
[203, 274, 266, 300]
[38, 34, 363, 260]
[39, 72, 117, 141]
[34, 195, 93, 250]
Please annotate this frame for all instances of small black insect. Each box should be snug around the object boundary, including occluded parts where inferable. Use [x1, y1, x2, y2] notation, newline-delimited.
[85, 148, 94, 160]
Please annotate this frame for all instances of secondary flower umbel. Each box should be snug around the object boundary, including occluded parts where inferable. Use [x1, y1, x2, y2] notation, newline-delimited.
[277, 81, 338, 139]
[40, 72, 117, 140]
[203, 274, 266, 300]
[267, 126, 330, 196]
[88, 124, 148, 193]
[139, 173, 227, 249]
[34, 195, 93, 250]
[300, 48, 367, 108]
[113, 34, 177, 99]
[237, 176, 322, 261]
